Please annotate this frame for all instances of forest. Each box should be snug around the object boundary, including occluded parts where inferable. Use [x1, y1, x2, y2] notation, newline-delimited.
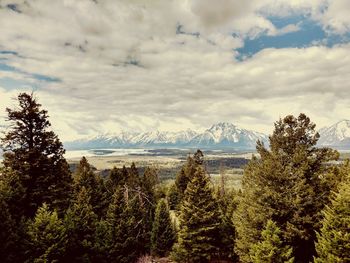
[0, 93, 349, 263]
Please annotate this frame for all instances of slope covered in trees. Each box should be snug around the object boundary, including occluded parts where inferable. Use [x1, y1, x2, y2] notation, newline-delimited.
[0, 93, 349, 262]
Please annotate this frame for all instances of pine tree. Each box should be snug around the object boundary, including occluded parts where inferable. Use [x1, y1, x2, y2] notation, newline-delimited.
[73, 157, 107, 218]
[0, 191, 18, 262]
[168, 183, 180, 210]
[106, 186, 147, 263]
[249, 220, 294, 263]
[314, 177, 350, 263]
[234, 114, 339, 263]
[64, 187, 97, 262]
[216, 188, 239, 261]
[105, 166, 125, 196]
[0, 168, 27, 262]
[128, 162, 140, 187]
[151, 198, 176, 257]
[0, 93, 72, 217]
[174, 152, 199, 207]
[26, 203, 67, 262]
[141, 167, 158, 250]
[172, 166, 222, 263]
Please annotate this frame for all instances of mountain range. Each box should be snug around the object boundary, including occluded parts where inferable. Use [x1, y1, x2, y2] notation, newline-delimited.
[64, 122, 268, 150]
[61, 120, 350, 150]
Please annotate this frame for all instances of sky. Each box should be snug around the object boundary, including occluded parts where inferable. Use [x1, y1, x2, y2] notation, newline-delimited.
[1, 0, 350, 141]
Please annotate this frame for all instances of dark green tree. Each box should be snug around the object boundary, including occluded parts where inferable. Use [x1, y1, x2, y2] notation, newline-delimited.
[0, 93, 72, 217]
[216, 188, 239, 261]
[151, 198, 176, 257]
[73, 157, 107, 218]
[249, 220, 294, 263]
[168, 183, 180, 210]
[128, 162, 140, 187]
[0, 186, 18, 262]
[26, 203, 67, 262]
[234, 114, 339, 263]
[141, 167, 159, 249]
[0, 168, 28, 262]
[174, 152, 199, 207]
[172, 166, 222, 263]
[64, 187, 97, 262]
[105, 166, 125, 195]
[314, 177, 350, 263]
[106, 186, 147, 263]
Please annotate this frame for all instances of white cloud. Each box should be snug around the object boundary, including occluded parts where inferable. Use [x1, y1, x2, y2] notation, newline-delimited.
[0, 0, 350, 141]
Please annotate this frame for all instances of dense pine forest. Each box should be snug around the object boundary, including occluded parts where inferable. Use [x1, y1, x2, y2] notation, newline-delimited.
[0, 93, 349, 263]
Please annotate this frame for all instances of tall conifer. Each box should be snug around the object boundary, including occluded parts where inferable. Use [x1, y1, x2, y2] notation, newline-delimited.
[234, 114, 339, 263]
[26, 203, 67, 262]
[151, 198, 176, 257]
[249, 220, 294, 263]
[314, 177, 350, 262]
[172, 166, 222, 263]
[64, 187, 97, 262]
[0, 93, 72, 217]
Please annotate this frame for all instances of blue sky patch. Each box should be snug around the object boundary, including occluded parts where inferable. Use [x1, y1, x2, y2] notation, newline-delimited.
[236, 15, 350, 60]
[0, 54, 61, 90]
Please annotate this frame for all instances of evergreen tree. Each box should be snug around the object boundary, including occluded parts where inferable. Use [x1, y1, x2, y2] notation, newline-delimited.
[128, 162, 140, 187]
[172, 166, 222, 263]
[0, 93, 72, 217]
[0, 168, 27, 262]
[314, 177, 350, 263]
[174, 152, 199, 207]
[0, 191, 18, 262]
[26, 203, 67, 262]
[141, 167, 158, 249]
[92, 219, 110, 263]
[168, 183, 180, 210]
[105, 166, 125, 196]
[73, 157, 107, 218]
[64, 187, 97, 262]
[249, 220, 294, 263]
[234, 114, 339, 263]
[151, 198, 176, 257]
[106, 186, 147, 263]
[216, 188, 239, 261]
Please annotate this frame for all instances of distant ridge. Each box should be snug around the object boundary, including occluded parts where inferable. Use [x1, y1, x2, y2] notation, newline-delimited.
[64, 122, 268, 150]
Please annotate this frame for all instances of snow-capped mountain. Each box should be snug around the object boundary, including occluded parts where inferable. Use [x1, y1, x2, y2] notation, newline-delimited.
[189, 122, 267, 148]
[64, 123, 267, 150]
[318, 120, 350, 148]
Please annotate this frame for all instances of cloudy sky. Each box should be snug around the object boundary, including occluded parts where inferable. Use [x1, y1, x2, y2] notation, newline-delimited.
[1, 0, 350, 141]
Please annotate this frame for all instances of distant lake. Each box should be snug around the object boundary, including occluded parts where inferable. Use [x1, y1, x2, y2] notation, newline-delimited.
[64, 148, 150, 159]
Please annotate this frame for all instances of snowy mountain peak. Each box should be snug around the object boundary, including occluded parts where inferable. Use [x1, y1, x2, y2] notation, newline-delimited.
[319, 120, 350, 148]
[209, 122, 236, 131]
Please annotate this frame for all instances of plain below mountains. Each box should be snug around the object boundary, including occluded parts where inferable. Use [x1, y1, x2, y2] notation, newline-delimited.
[64, 120, 350, 151]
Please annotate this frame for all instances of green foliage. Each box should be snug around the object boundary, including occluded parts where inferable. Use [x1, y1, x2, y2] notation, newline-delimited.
[234, 114, 340, 263]
[314, 177, 350, 263]
[216, 188, 239, 261]
[0, 192, 18, 262]
[151, 198, 176, 257]
[105, 186, 148, 263]
[174, 151, 201, 208]
[74, 157, 108, 218]
[0, 93, 72, 217]
[172, 166, 222, 263]
[0, 168, 29, 262]
[64, 187, 97, 262]
[26, 203, 67, 263]
[250, 220, 294, 263]
[168, 183, 180, 210]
